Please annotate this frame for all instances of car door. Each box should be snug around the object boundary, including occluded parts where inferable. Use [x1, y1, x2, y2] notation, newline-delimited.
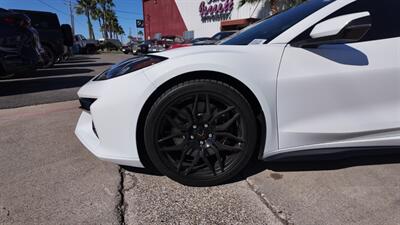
[277, 0, 400, 150]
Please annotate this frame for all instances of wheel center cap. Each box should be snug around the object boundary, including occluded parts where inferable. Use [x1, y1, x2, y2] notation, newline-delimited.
[196, 130, 207, 139]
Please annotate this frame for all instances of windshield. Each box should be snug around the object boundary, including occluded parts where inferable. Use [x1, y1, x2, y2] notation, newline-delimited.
[212, 31, 235, 40]
[221, 0, 335, 45]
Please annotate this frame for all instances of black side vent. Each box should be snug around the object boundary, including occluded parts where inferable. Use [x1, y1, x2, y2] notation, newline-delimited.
[79, 98, 96, 112]
[92, 122, 99, 138]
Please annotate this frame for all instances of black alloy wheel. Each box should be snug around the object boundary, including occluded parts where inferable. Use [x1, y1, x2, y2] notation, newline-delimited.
[144, 80, 257, 186]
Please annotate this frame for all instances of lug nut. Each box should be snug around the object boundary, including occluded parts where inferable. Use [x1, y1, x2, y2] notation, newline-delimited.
[204, 124, 208, 128]
[193, 125, 197, 129]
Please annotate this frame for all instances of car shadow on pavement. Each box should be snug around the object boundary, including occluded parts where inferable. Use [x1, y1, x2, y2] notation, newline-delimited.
[234, 148, 400, 183]
[121, 148, 400, 186]
[65, 56, 100, 61]
[121, 166, 163, 176]
[264, 149, 400, 172]
[0, 76, 92, 96]
[27, 68, 94, 77]
[59, 60, 98, 64]
[53, 63, 113, 69]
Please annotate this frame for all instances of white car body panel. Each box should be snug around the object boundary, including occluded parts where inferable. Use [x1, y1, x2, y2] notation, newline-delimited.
[277, 37, 400, 152]
[75, 0, 400, 168]
[76, 71, 156, 167]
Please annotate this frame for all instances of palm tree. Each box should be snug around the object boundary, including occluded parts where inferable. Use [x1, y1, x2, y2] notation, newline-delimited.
[98, 0, 115, 39]
[107, 11, 118, 39]
[91, 5, 104, 38]
[138, 30, 144, 38]
[116, 25, 125, 41]
[75, 0, 96, 39]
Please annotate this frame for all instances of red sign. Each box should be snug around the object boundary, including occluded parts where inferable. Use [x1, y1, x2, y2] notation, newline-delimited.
[199, 0, 234, 18]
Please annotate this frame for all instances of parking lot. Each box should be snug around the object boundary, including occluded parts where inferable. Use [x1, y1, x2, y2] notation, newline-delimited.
[0, 54, 131, 109]
[1, 53, 399, 225]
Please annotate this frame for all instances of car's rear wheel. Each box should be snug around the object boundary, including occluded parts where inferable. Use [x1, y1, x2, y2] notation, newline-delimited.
[144, 80, 257, 186]
[42, 45, 55, 68]
[86, 45, 97, 54]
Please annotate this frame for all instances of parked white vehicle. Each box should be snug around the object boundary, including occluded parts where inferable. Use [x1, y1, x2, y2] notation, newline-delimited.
[76, 0, 400, 186]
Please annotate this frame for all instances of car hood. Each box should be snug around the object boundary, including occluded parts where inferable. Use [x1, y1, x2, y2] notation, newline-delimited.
[151, 45, 247, 59]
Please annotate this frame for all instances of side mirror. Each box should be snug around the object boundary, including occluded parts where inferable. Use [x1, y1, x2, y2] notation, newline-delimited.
[293, 12, 371, 48]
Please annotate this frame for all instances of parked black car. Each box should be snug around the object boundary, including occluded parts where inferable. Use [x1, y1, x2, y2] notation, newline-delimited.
[10, 9, 73, 68]
[137, 40, 156, 54]
[0, 8, 43, 79]
[193, 31, 237, 45]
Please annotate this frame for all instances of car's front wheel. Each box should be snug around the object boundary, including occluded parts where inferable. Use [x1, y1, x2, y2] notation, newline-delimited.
[144, 80, 257, 186]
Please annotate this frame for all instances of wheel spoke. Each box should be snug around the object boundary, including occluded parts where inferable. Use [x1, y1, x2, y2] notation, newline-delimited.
[216, 113, 240, 131]
[209, 106, 235, 123]
[158, 131, 184, 143]
[200, 150, 216, 175]
[210, 145, 224, 172]
[177, 148, 190, 172]
[184, 150, 201, 175]
[205, 94, 210, 115]
[165, 115, 183, 130]
[169, 107, 192, 123]
[214, 132, 244, 142]
[192, 94, 199, 118]
[160, 141, 187, 152]
[183, 107, 195, 126]
[215, 142, 243, 153]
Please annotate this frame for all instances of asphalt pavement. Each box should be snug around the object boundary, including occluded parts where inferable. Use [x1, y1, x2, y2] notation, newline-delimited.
[248, 159, 400, 225]
[0, 101, 121, 225]
[0, 101, 282, 225]
[0, 54, 132, 109]
[1, 53, 400, 225]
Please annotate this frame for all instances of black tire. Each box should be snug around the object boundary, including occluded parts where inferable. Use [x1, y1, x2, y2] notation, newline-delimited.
[86, 45, 97, 54]
[144, 80, 257, 186]
[42, 45, 55, 68]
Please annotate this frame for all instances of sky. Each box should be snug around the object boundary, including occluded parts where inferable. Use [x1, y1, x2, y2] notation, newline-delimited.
[1, 0, 144, 43]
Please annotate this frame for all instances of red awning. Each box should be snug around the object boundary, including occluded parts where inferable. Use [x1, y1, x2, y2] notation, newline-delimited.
[220, 18, 260, 30]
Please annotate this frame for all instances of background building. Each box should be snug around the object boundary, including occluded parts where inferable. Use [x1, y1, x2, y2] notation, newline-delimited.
[142, 0, 273, 39]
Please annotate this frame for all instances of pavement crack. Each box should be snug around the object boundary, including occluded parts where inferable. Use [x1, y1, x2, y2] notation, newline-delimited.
[117, 167, 127, 225]
[246, 178, 293, 225]
[2, 207, 10, 217]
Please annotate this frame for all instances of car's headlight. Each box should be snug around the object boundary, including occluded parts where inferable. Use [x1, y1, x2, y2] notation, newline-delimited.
[94, 56, 167, 81]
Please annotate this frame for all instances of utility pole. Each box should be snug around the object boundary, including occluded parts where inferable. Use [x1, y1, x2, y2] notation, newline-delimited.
[69, 0, 75, 35]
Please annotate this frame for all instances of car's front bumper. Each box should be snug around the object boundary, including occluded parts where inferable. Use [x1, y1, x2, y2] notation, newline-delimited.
[75, 70, 155, 168]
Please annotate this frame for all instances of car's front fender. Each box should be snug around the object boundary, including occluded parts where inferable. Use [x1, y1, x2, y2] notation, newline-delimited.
[143, 44, 286, 157]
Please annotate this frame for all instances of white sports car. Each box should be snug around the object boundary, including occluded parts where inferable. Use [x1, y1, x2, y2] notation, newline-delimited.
[76, 0, 400, 186]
